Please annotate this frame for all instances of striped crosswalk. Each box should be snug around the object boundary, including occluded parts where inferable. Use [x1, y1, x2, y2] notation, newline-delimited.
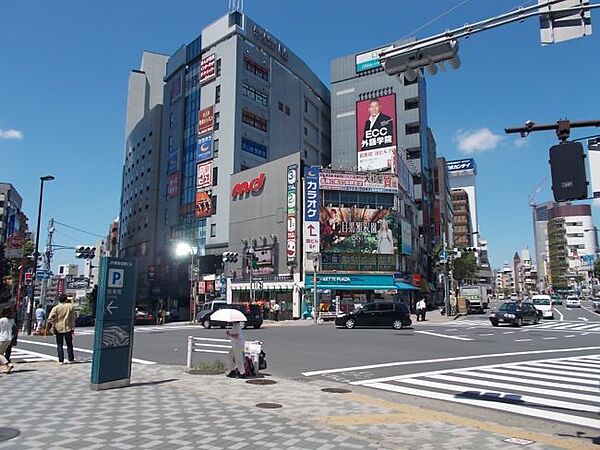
[74, 323, 206, 336]
[432, 319, 600, 333]
[351, 354, 600, 429]
[9, 348, 56, 363]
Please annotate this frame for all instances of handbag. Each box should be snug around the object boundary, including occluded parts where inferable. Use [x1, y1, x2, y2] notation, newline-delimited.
[259, 350, 267, 370]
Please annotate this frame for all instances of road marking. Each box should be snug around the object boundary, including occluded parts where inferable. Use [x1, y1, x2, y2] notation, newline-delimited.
[508, 364, 599, 380]
[543, 337, 557, 340]
[414, 331, 474, 341]
[18, 339, 157, 365]
[478, 333, 494, 336]
[301, 346, 600, 377]
[514, 339, 532, 342]
[565, 334, 576, 338]
[578, 317, 589, 322]
[365, 382, 600, 430]
[10, 348, 57, 363]
[503, 331, 515, 334]
[553, 308, 563, 321]
[489, 367, 599, 386]
[458, 370, 594, 393]
[524, 361, 600, 375]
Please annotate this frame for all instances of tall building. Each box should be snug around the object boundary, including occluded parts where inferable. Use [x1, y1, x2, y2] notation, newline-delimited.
[119, 51, 168, 304]
[106, 218, 119, 257]
[532, 201, 554, 285]
[141, 11, 331, 316]
[451, 189, 472, 247]
[330, 42, 435, 281]
[447, 158, 478, 246]
[513, 252, 521, 294]
[434, 157, 453, 247]
[0, 183, 23, 244]
[547, 203, 598, 290]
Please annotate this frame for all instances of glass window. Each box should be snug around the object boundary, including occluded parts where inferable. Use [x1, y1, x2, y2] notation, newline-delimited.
[216, 59, 221, 77]
[210, 223, 217, 237]
[278, 101, 283, 111]
[212, 166, 218, 186]
[211, 195, 217, 215]
[215, 85, 221, 104]
[242, 83, 269, 107]
[214, 112, 220, 131]
[406, 123, 420, 135]
[242, 110, 268, 132]
[285, 105, 290, 116]
[213, 138, 219, 157]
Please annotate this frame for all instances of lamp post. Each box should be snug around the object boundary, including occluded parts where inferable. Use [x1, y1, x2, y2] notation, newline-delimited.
[312, 253, 319, 325]
[27, 175, 54, 335]
[247, 246, 255, 304]
[176, 242, 197, 323]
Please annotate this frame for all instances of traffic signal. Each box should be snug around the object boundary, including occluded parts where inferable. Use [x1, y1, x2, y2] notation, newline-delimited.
[549, 141, 588, 202]
[463, 247, 477, 253]
[24, 272, 33, 285]
[222, 252, 239, 263]
[75, 245, 96, 259]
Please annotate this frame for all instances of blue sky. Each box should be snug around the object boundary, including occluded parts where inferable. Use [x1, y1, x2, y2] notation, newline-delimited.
[1, 0, 599, 271]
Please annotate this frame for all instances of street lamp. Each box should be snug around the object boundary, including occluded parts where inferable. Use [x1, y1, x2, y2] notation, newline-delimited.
[175, 241, 197, 323]
[27, 175, 54, 335]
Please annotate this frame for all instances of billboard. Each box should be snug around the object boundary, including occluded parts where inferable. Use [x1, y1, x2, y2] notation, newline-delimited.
[167, 173, 179, 198]
[319, 170, 398, 194]
[446, 158, 476, 174]
[320, 207, 398, 255]
[241, 138, 268, 159]
[196, 134, 213, 162]
[304, 166, 320, 253]
[196, 161, 212, 189]
[167, 148, 178, 174]
[197, 106, 214, 136]
[355, 45, 393, 73]
[200, 53, 216, 85]
[357, 147, 396, 173]
[399, 217, 413, 256]
[195, 190, 212, 218]
[357, 94, 396, 152]
[286, 165, 298, 265]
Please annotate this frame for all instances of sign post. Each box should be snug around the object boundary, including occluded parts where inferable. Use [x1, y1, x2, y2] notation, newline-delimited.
[91, 257, 137, 391]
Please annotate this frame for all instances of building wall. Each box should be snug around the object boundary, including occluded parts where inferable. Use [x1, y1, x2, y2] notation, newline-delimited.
[533, 201, 553, 283]
[0, 183, 23, 244]
[451, 189, 472, 247]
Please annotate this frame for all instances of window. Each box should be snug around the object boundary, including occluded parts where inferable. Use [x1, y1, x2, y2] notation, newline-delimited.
[213, 138, 219, 156]
[242, 110, 268, 132]
[285, 105, 290, 116]
[304, 99, 308, 113]
[244, 57, 269, 81]
[211, 195, 217, 214]
[210, 224, 217, 237]
[304, 127, 308, 136]
[214, 112, 220, 131]
[242, 83, 268, 107]
[278, 101, 283, 111]
[404, 98, 419, 110]
[406, 123, 420, 135]
[212, 166, 218, 186]
[216, 59, 222, 77]
[404, 75, 418, 86]
[215, 85, 221, 104]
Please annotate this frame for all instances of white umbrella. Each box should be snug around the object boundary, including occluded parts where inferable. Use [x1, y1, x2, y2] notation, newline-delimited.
[210, 308, 247, 323]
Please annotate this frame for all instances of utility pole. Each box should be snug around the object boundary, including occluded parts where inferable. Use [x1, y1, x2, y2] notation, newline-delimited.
[40, 218, 55, 309]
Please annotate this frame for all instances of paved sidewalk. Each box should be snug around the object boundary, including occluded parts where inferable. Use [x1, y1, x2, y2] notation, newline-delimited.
[0, 360, 589, 449]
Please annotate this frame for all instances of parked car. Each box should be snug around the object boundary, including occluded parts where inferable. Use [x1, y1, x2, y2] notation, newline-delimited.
[197, 301, 228, 327]
[134, 310, 155, 325]
[593, 298, 600, 313]
[76, 314, 95, 327]
[489, 301, 539, 327]
[550, 295, 562, 305]
[531, 295, 554, 319]
[566, 295, 582, 308]
[199, 302, 263, 329]
[335, 302, 412, 330]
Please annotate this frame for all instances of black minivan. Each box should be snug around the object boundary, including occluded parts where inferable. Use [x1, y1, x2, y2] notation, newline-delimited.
[335, 302, 412, 330]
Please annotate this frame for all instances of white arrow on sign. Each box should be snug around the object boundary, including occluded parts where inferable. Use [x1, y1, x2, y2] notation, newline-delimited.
[106, 300, 117, 315]
[578, 317, 589, 322]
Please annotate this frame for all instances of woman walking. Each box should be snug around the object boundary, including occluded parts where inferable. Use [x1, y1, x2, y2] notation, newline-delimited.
[0, 308, 15, 374]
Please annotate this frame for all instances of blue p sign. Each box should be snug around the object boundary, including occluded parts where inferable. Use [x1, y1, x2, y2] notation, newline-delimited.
[108, 269, 125, 288]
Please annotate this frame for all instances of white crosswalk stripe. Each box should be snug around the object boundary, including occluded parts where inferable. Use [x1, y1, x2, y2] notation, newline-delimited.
[432, 319, 600, 333]
[353, 354, 600, 430]
[9, 348, 56, 363]
[74, 323, 206, 336]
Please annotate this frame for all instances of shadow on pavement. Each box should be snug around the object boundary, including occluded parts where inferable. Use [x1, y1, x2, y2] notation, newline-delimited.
[105, 378, 179, 390]
[556, 431, 600, 445]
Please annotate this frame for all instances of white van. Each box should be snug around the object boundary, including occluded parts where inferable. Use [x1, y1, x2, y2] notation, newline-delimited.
[531, 294, 553, 319]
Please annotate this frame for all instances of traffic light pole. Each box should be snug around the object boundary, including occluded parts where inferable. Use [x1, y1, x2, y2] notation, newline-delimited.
[505, 119, 600, 142]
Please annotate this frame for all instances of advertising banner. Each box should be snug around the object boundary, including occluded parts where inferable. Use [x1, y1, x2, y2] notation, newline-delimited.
[200, 53, 216, 85]
[357, 147, 396, 173]
[355, 45, 393, 73]
[241, 138, 268, 159]
[196, 134, 213, 162]
[319, 170, 398, 194]
[286, 165, 298, 265]
[167, 173, 179, 198]
[195, 190, 212, 218]
[196, 161, 212, 189]
[356, 94, 396, 153]
[321, 253, 395, 272]
[446, 158, 476, 174]
[167, 149, 178, 174]
[197, 106, 214, 136]
[399, 217, 413, 256]
[320, 207, 398, 255]
[304, 166, 320, 254]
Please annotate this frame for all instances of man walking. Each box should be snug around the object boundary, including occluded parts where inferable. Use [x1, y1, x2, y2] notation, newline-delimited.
[416, 297, 427, 322]
[35, 304, 46, 334]
[47, 295, 76, 364]
[272, 302, 281, 322]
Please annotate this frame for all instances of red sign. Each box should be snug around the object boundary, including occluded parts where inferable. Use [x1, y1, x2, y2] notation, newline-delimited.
[25, 272, 33, 285]
[167, 173, 179, 198]
[195, 191, 212, 218]
[412, 274, 421, 286]
[231, 173, 266, 198]
[7, 233, 25, 249]
[198, 106, 214, 136]
[57, 278, 66, 296]
[196, 162, 212, 189]
[200, 53, 216, 85]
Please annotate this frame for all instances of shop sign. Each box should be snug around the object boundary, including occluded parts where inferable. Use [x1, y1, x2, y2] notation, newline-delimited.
[251, 24, 289, 61]
[286, 165, 298, 265]
[197, 161, 212, 189]
[355, 45, 393, 73]
[197, 106, 214, 136]
[196, 134, 213, 162]
[319, 170, 398, 194]
[303, 166, 320, 253]
[195, 190, 212, 218]
[200, 53, 216, 85]
[167, 173, 179, 198]
[231, 173, 266, 198]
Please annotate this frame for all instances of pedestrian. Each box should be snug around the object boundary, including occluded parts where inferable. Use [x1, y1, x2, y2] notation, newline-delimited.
[262, 302, 270, 321]
[47, 294, 76, 364]
[0, 308, 15, 374]
[226, 321, 246, 378]
[417, 297, 427, 322]
[35, 303, 46, 334]
[4, 306, 18, 363]
[272, 302, 281, 322]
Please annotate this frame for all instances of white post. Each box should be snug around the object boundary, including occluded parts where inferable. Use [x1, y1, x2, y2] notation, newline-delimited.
[186, 336, 193, 369]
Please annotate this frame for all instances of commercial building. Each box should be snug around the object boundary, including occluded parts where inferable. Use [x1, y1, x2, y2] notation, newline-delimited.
[451, 189, 472, 247]
[547, 203, 598, 290]
[106, 218, 119, 257]
[447, 158, 478, 246]
[330, 42, 436, 284]
[0, 183, 23, 245]
[532, 201, 554, 286]
[434, 157, 453, 248]
[118, 51, 168, 307]
[57, 264, 79, 278]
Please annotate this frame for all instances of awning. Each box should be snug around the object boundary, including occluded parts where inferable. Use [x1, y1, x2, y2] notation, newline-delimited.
[395, 282, 419, 291]
[307, 284, 398, 291]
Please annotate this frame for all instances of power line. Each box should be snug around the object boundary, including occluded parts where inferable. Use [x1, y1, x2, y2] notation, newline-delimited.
[401, 0, 472, 39]
[54, 220, 105, 239]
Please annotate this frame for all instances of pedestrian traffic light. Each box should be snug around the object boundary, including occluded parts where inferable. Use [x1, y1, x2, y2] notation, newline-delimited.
[222, 252, 239, 263]
[75, 245, 96, 259]
[549, 141, 588, 202]
[25, 272, 33, 285]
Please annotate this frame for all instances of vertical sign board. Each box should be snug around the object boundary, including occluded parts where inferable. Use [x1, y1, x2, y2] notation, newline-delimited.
[91, 257, 137, 390]
[286, 165, 298, 266]
[304, 166, 320, 253]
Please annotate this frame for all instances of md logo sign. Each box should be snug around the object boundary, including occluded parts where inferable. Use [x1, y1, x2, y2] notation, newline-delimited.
[108, 269, 125, 288]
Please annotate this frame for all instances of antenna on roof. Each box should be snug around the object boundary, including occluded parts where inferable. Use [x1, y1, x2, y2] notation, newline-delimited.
[229, 0, 243, 13]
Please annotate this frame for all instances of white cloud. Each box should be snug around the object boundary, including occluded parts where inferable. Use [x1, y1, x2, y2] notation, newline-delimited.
[0, 129, 24, 140]
[593, 198, 600, 207]
[455, 127, 504, 153]
[513, 137, 529, 148]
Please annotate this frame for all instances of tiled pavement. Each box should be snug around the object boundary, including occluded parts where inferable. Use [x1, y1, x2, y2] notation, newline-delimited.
[0, 360, 587, 449]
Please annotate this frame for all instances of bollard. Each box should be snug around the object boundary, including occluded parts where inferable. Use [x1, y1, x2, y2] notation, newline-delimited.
[187, 336, 193, 369]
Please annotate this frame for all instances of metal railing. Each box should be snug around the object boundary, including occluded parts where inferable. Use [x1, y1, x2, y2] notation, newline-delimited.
[186, 336, 231, 369]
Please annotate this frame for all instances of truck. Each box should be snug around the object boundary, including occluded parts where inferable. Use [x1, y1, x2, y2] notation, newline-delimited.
[459, 285, 488, 314]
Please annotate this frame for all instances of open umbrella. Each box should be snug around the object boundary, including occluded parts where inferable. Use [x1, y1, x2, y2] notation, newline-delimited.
[210, 308, 247, 323]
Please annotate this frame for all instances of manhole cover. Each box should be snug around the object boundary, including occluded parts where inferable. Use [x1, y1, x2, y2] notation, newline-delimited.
[292, 377, 314, 383]
[503, 437, 535, 446]
[255, 402, 282, 409]
[246, 379, 277, 385]
[321, 388, 352, 394]
[0, 427, 20, 442]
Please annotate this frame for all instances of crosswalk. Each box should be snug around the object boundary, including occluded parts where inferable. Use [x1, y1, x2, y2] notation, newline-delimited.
[433, 319, 600, 332]
[74, 323, 206, 336]
[9, 348, 56, 363]
[351, 354, 600, 429]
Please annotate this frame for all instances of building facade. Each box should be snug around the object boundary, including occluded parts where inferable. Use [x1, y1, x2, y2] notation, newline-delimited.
[0, 183, 23, 245]
[532, 201, 554, 286]
[451, 189, 472, 247]
[434, 157, 454, 248]
[447, 158, 478, 246]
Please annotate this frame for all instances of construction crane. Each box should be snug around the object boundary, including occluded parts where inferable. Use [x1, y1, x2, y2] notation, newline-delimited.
[528, 177, 548, 207]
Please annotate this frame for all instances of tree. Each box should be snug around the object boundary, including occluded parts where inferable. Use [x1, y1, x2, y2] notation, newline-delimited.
[594, 259, 600, 279]
[452, 253, 478, 285]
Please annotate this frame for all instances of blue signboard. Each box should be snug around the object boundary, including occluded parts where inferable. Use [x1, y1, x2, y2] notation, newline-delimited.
[446, 158, 476, 173]
[167, 150, 179, 174]
[197, 134, 213, 162]
[241, 138, 267, 159]
[304, 166, 320, 222]
[91, 257, 137, 390]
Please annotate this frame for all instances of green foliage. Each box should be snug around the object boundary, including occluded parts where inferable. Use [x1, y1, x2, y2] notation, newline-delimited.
[189, 360, 227, 375]
[453, 253, 478, 284]
[595, 259, 600, 278]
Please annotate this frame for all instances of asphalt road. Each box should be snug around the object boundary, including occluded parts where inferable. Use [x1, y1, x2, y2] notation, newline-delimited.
[14, 301, 600, 435]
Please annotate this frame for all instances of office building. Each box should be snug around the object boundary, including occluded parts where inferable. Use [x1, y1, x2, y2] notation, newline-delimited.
[0, 183, 23, 244]
[451, 189, 472, 247]
[57, 264, 78, 278]
[532, 201, 554, 285]
[434, 157, 453, 248]
[118, 51, 169, 305]
[447, 158, 478, 246]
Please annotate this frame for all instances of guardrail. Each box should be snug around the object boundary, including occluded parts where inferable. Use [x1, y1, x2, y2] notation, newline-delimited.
[186, 336, 232, 369]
